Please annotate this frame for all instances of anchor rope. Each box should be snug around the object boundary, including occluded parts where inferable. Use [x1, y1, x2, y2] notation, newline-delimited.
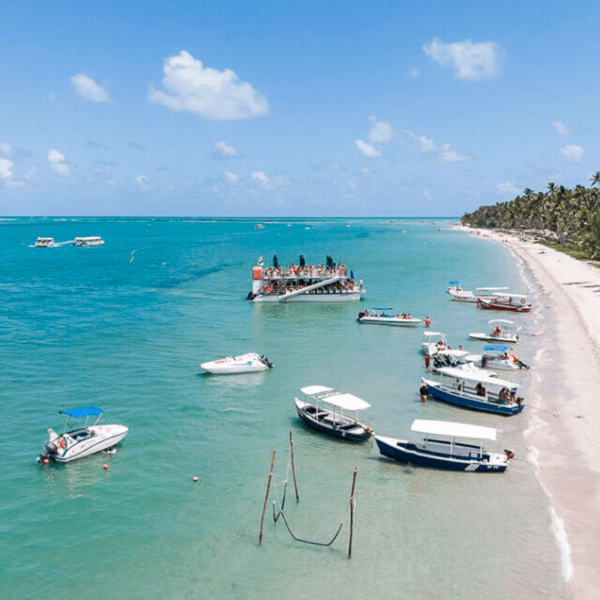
[270, 461, 351, 547]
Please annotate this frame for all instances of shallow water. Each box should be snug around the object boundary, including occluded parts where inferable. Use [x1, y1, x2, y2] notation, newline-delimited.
[0, 218, 570, 599]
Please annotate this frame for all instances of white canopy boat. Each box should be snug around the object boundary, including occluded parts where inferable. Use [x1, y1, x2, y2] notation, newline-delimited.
[375, 419, 512, 472]
[477, 292, 532, 313]
[358, 308, 423, 326]
[421, 331, 451, 356]
[32, 237, 56, 248]
[37, 407, 128, 464]
[421, 366, 525, 416]
[465, 344, 529, 371]
[294, 385, 373, 441]
[73, 236, 105, 247]
[201, 352, 273, 374]
[469, 319, 521, 344]
[447, 282, 509, 303]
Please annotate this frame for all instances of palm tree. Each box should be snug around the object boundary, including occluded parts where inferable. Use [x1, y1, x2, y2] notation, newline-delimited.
[590, 171, 600, 187]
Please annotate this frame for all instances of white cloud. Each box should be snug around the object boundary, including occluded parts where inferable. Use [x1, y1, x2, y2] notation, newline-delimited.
[355, 139, 382, 158]
[439, 143, 469, 163]
[224, 170, 239, 183]
[0, 158, 22, 187]
[148, 50, 269, 120]
[497, 181, 521, 196]
[368, 119, 393, 143]
[0, 142, 14, 155]
[48, 149, 70, 177]
[70, 74, 112, 103]
[423, 38, 503, 80]
[215, 141, 240, 157]
[409, 68, 420, 78]
[135, 175, 149, 187]
[561, 144, 584, 163]
[552, 120, 570, 136]
[251, 171, 270, 185]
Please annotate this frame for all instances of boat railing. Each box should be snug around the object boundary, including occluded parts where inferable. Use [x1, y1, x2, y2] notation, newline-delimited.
[263, 266, 350, 280]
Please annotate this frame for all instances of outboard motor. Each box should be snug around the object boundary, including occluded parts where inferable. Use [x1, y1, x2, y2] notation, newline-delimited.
[260, 355, 274, 368]
[37, 441, 59, 463]
[246, 291, 256, 301]
[504, 448, 515, 460]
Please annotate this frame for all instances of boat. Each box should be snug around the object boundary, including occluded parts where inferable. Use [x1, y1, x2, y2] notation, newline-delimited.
[375, 419, 512, 472]
[477, 293, 532, 313]
[247, 256, 364, 302]
[447, 282, 509, 303]
[421, 331, 450, 356]
[467, 344, 529, 371]
[294, 385, 373, 441]
[201, 352, 273, 374]
[421, 366, 525, 416]
[33, 237, 56, 248]
[255, 223, 265, 229]
[469, 319, 520, 344]
[357, 308, 423, 326]
[73, 236, 105, 247]
[37, 407, 128, 464]
[430, 348, 473, 369]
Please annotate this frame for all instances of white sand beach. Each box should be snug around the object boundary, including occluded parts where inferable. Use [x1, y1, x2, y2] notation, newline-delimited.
[463, 227, 600, 599]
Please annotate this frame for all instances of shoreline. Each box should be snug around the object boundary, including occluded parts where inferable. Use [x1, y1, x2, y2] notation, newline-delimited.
[457, 226, 600, 599]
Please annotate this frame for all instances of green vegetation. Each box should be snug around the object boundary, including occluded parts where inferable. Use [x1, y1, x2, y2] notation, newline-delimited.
[461, 173, 600, 261]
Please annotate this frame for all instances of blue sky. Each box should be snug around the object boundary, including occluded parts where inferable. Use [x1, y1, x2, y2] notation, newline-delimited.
[1, 0, 599, 217]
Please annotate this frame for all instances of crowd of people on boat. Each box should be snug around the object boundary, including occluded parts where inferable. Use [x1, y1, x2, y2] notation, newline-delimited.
[264, 262, 349, 280]
[263, 277, 359, 295]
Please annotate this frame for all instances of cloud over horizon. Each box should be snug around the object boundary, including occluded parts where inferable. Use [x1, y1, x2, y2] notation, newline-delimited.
[561, 144, 584, 163]
[48, 149, 70, 176]
[149, 51, 270, 120]
[423, 38, 503, 80]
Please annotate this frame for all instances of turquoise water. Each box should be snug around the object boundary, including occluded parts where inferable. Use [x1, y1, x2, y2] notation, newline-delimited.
[0, 218, 569, 599]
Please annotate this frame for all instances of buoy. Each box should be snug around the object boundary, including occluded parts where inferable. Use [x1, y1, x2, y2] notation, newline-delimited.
[102, 464, 109, 470]
[43, 458, 49, 464]
[193, 476, 199, 482]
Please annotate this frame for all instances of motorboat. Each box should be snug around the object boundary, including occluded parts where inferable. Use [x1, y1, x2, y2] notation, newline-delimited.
[469, 319, 520, 344]
[358, 308, 423, 326]
[73, 236, 105, 247]
[447, 282, 509, 303]
[375, 419, 512, 472]
[467, 344, 529, 371]
[33, 237, 56, 248]
[247, 256, 364, 303]
[430, 348, 473, 369]
[255, 223, 265, 229]
[421, 331, 450, 356]
[421, 366, 524, 416]
[201, 352, 273, 374]
[477, 293, 532, 313]
[37, 407, 128, 464]
[294, 385, 373, 441]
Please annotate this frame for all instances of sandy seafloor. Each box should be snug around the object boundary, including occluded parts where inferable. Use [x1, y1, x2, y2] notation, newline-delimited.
[462, 227, 600, 599]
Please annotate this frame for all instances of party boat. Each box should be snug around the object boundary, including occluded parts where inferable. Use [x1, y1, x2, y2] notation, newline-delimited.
[375, 419, 513, 472]
[37, 407, 128, 464]
[73, 236, 105, 247]
[247, 256, 363, 302]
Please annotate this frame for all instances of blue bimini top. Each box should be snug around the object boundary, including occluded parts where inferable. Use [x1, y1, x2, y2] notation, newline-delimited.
[483, 344, 510, 352]
[59, 407, 103, 418]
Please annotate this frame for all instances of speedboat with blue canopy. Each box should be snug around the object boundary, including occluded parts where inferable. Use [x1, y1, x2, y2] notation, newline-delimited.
[37, 407, 128, 464]
[421, 366, 525, 416]
[357, 308, 423, 326]
[294, 385, 373, 441]
[375, 419, 513, 472]
[476, 344, 529, 371]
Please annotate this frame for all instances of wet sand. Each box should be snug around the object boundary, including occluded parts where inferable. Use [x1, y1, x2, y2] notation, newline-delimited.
[461, 227, 600, 599]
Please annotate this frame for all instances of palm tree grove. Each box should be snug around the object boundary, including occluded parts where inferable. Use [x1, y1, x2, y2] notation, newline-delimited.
[460, 173, 600, 261]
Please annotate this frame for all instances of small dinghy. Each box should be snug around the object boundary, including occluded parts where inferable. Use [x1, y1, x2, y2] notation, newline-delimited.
[375, 419, 513, 472]
[294, 385, 373, 441]
[358, 308, 423, 326]
[37, 407, 128, 464]
[201, 352, 273, 374]
[469, 319, 521, 344]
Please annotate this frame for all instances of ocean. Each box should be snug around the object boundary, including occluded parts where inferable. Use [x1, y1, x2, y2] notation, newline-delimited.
[0, 217, 570, 599]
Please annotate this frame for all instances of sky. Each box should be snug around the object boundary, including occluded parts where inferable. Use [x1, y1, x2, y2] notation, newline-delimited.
[1, 0, 599, 217]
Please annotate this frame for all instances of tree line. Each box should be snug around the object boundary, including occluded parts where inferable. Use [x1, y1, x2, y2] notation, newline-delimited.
[460, 172, 600, 260]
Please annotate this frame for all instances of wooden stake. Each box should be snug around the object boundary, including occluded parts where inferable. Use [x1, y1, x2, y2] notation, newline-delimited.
[289, 431, 300, 502]
[259, 451, 276, 545]
[348, 467, 358, 558]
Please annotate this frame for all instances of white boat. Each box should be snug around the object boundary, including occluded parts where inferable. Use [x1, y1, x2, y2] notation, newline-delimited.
[357, 308, 423, 326]
[73, 236, 105, 247]
[255, 224, 265, 229]
[421, 331, 450, 356]
[37, 407, 128, 464]
[447, 282, 509, 303]
[33, 237, 56, 248]
[477, 293, 532, 313]
[466, 344, 529, 371]
[294, 385, 373, 441]
[469, 319, 521, 344]
[375, 419, 512, 472]
[201, 352, 274, 374]
[247, 256, 364, 302]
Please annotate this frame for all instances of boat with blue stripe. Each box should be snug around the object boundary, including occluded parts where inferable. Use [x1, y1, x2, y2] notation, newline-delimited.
[421, 366, 524, 416]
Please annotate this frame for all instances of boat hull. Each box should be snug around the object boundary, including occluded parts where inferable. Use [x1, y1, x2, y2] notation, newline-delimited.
[250, 291, 362, 302]
[358, 316, 422, 326]
[294, 398, 372, 441]
[469, 333, 519, 344]
[201, 353, 271, 374]
[423, 381, 524, 416]
[53, 425, 129, 463]
[375, 436, 507, 472]
[477, 299, 531, 313]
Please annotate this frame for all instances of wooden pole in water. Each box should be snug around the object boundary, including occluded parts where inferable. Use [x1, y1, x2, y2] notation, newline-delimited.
[289, 431, 300, 502]
[259, 451, 276, 545]
[348, 467, 358, 558]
